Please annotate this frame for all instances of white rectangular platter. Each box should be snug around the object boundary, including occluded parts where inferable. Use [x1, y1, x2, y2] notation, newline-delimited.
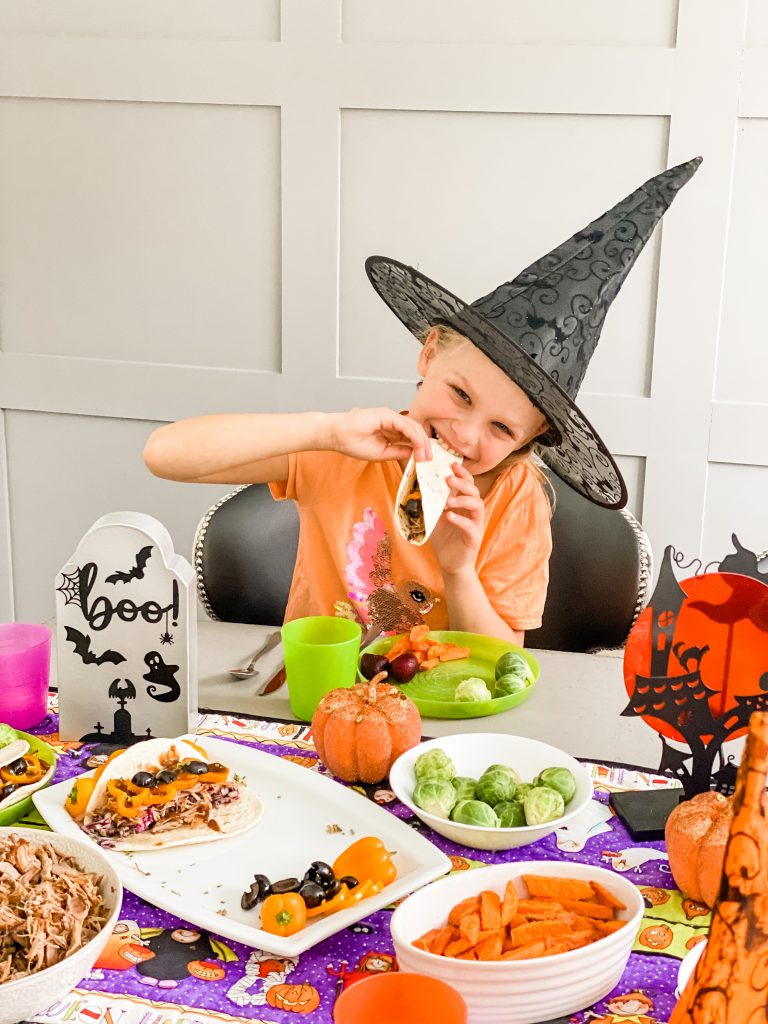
[34, 735, 451, 956]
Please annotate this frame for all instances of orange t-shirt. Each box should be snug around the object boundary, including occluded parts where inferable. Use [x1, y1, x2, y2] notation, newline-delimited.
[269, 451, 552, 633]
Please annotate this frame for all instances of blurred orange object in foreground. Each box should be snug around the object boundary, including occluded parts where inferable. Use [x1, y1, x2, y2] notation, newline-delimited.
[333, 971, 467, 1024]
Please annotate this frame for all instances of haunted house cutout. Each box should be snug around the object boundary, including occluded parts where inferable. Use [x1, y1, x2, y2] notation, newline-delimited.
[622, 540, 768, 801]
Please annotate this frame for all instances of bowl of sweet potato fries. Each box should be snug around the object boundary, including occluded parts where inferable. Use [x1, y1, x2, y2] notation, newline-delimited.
[391, 860, 643, 1024]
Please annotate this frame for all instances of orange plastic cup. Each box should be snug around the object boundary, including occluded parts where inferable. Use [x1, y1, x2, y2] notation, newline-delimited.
[333, 972, 467, 1024]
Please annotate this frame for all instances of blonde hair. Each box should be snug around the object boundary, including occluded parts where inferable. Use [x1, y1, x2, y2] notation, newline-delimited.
[420, 323, 556, 509]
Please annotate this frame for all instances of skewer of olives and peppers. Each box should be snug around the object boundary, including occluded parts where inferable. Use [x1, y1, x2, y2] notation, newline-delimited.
[241, 838, 396, 933]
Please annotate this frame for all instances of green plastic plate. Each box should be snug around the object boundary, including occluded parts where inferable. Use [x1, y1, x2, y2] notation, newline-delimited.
[0, 731, 58, 826]
[362, 631, 539, 719]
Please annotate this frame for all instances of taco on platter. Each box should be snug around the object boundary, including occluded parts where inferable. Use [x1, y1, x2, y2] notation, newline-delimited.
[65, 737, 262, 850]
[394, 437, 463, 545]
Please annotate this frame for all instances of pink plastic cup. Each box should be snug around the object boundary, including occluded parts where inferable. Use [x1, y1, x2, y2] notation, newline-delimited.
[0, 623, 52, 730]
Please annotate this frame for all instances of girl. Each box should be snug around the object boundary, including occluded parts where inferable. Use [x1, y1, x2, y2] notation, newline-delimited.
[144, 158, 700, 646]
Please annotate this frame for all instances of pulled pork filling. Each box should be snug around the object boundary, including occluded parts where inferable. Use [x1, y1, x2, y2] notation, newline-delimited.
[399, 489, 425, 543]
[0, 834, 107, 984]
[84, 782, 241, 844]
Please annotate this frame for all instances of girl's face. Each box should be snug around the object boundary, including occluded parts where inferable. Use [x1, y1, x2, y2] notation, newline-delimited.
[409, 331, 547, 477]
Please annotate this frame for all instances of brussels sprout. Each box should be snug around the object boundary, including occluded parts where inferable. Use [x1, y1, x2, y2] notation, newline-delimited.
[535, 767, 577, 804]
[451, 799, 500, 828]
[494, 651, 535, 683]
[514, 782, 535, 803]
[414, 747, 455, 782]
[451, 776, 478, 802]
[476, 769, 517, 806]
[523, 785, 565, 825]
[454, 677, 492, 703]
[0, 724, 17, 748]
[413, 778, 458, 819]
[494, 800, 526, 828]
[483, 764, 521, 785]
[494, 673, 528, 698]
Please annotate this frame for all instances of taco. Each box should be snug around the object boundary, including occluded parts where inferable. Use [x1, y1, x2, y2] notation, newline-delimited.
[395, 436, 463, 545]
[65, 737, 262, 850]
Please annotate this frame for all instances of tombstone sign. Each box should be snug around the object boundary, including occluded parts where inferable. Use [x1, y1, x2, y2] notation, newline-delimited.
[55, 511, 197, 743]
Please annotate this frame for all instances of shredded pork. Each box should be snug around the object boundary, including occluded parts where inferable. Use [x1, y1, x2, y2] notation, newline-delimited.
[0, 834, 108, 984]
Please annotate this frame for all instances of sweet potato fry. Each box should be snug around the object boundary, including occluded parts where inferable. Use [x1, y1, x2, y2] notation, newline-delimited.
[438, 646, 472, 661]
[508, 920, 570, 948]
[420, 658, 440, 671]
[456, 949, 478, 960]
[430, 926, 458, 956]
[459, 912, 481, 945]
[516, 898, 565, 919]
[500, 880, 519, 926]
[593, 919, 627, 936]
[474, 932, 504, 960]
[426, 643, 449, 657]
[413, 928, 440, 951]
[386, 637, 410, 660]
[523, 875, 596, 902]
[444, 935, 477, 957]
[409, 624, 431, 642]
[540, 898, 613, 920]
[547, 930, 594, 952]
[448, 896, 481, 926]
[501, 940, 547, 960]
[589, 881, 626, 910]
[480, 889, 502, 930]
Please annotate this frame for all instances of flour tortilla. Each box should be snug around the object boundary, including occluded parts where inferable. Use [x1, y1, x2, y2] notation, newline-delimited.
[81, 737, 263, 850]
[395, 437, 463, 545]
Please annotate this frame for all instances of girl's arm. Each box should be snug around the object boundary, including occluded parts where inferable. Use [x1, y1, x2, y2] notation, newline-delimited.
[441, 569, 524, 646]
[143, 409, 432, 485]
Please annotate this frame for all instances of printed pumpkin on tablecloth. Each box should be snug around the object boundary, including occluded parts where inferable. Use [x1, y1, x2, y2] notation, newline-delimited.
[266, 982, 321, 1014]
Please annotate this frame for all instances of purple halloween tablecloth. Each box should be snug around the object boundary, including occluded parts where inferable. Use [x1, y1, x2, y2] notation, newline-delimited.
[14, 695, 705, 1024]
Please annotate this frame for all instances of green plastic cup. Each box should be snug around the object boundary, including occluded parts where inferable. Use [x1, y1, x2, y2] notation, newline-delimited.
[281, 616, 362, 721]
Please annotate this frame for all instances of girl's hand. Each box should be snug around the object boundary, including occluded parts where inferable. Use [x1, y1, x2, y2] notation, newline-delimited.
[327, 408, 431, 463]
[429, 462, 485, 575]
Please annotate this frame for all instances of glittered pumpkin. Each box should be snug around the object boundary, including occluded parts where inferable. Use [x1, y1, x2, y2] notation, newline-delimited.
[311, 677, 421, 784]
[265, 982, 321, 1014]
[665, 790, 733, 908]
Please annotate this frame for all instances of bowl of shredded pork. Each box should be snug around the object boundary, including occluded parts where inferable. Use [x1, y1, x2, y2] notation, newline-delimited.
[0, 827, 122, 1024]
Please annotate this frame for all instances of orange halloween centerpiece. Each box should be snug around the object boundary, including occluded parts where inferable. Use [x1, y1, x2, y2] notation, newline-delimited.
[311, 673, 421, 784]
[665, 791, 734, 909]
[670, 711, 768, 1023]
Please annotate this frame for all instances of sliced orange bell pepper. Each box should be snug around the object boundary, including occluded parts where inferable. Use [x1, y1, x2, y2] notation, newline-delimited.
[65, 776, 96, 820]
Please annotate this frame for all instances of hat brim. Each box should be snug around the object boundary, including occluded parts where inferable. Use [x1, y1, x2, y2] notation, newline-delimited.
[366, 256, 628, 510]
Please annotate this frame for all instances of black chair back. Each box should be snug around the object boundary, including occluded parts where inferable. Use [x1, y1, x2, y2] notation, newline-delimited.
[194, 472, 651, 650]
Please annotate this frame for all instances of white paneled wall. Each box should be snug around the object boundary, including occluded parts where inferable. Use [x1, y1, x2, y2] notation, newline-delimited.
[0, 0, 765, 623]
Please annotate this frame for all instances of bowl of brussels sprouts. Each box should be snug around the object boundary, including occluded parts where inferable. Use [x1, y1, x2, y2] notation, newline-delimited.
[389, 733, 593, 850]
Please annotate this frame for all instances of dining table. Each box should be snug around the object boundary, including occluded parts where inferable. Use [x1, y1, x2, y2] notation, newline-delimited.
[15, 618, 728, 1024]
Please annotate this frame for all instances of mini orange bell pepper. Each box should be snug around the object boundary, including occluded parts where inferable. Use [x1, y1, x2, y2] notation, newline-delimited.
[65, 776, 96, 820]
[332, 836, 397, 888]
[261, 893, 307, 936]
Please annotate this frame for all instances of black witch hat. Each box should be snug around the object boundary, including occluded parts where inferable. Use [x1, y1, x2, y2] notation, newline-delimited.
[366, 157, 701, 508]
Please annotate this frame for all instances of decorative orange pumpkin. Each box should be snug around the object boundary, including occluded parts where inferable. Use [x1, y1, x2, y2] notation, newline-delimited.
[665, 790, 733, 908]
[311, 675, 421, 784]
[265, 982, 321, 1014]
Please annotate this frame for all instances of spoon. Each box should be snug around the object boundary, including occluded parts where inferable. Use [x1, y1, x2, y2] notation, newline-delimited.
[229, 631, 282, 679]
[0, 738, 29, 771]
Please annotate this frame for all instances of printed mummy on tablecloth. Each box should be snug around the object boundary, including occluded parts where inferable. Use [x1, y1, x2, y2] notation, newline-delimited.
[55, 512, 197, 743]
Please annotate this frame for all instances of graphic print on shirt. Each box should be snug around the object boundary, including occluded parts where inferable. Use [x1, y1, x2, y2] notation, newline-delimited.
[334, 507, 437, 634]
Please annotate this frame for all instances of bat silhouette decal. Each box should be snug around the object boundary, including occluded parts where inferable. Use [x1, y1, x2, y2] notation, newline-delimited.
[65, 626, 126, 666]
[105, 545, 153, 585]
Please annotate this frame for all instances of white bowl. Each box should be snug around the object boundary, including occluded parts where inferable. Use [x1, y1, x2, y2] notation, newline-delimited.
[391, 860, 644, 1024]
[676, 938, 706, 997]
[0, 826, 122, 1024]
[389, 733, 593, 850]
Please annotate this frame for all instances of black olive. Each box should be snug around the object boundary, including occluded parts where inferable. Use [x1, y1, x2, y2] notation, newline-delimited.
[271, 877, 301, 895]
[323, 876, 342, 899]
[305, 861, 335, 887]
[240, 886, 260, 911]
[1, 784, 19, 800]
[252, 874, 272, 899]
[338, 875, 359, 890]
[131, 771, 156, 788]
[6, 758, 27, 776]
[181, 760, 209, 775]
[298, 881, 326, 909]
[155, 769, 177, 785]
